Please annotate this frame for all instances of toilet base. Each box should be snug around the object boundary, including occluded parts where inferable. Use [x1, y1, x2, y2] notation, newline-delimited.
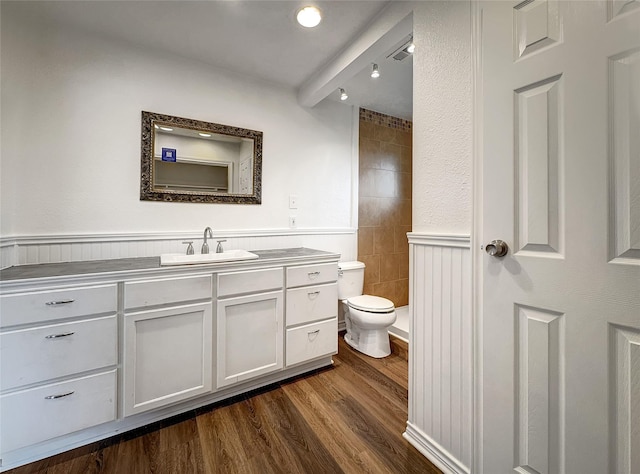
[344, 328, 392, 358]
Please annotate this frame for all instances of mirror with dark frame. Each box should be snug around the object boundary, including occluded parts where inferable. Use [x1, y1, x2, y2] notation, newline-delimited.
[140, 111, 262, 204]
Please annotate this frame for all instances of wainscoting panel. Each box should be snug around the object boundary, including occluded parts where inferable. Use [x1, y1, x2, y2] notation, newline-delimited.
[405, 233, 472, 474]
[0, 229, 356, 269]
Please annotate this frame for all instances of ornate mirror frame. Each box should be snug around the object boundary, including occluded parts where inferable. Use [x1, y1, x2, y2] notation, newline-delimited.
[140, 111, 262, 204]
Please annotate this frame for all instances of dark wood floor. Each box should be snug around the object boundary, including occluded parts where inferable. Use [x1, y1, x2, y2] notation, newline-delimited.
[8, 335, 440, 474]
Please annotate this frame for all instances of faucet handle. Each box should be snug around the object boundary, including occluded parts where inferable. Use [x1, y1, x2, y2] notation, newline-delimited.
[216, 240, 227, 254]
[182, 241, 194, 255]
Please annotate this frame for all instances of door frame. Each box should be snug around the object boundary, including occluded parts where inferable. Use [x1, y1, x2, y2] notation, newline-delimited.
[470, 1, 485, 473]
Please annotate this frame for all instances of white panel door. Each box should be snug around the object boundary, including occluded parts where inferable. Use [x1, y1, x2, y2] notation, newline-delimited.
[481, 2, 640, 473]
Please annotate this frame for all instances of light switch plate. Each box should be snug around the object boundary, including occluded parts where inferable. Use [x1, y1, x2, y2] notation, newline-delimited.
[289, 194, 298, 209]
[289, 216, 297, 228]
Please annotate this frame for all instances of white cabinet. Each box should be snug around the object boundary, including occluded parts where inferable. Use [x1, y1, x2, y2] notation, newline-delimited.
[216, 268, 284, 388]
[1, 315, 116, 390]
[286, 319, 339, 367]
[0, 283, 118, 455]
[0, 249, 340, 471]
[123, 275, 213, 416]
[285, 263, 338, 368]
[1, 370, 117, 453]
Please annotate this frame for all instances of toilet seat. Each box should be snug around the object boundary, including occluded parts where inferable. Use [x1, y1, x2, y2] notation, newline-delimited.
[347, 295, 394, 313]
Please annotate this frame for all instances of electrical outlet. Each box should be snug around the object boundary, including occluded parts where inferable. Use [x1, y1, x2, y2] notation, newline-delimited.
[289, 216, 297, 228]
[289, 194, 298, 209]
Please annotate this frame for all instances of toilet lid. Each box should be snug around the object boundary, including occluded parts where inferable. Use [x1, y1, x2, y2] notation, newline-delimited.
[348, 295, 395, 312]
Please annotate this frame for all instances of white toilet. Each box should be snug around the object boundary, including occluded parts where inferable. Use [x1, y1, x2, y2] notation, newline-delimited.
[338, 261, 397, 358]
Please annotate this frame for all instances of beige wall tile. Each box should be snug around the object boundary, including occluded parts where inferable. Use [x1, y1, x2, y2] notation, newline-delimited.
[360, 120, 375, 139]
[394, 225, 412, 253]
[358, 197, 380, 227]
[400, 146, 412, 172]
[373, 226, 395, 255]
[397, 252, 409, 279]
[380, 142, 403, 171]
[394, 130, 412, 148]
[395, 279, 409, 307]
[359, 168, 376, 198]
[357, 227, 374, 256]
[399, 199, 412, 226]
[374, 124, 396, 143]
[397, 172, 412, 199]
[358, 114, 412, 309]
[360, 254, 380, 287]
[359, 137, 381, 170]
[380, 253, 399, 282]
[374, 169, 396, 198]
[380, 198, 401, 225]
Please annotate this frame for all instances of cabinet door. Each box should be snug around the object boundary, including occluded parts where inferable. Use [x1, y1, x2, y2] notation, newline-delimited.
[217, 291, 283, 388]
[123, 302, 212, 416]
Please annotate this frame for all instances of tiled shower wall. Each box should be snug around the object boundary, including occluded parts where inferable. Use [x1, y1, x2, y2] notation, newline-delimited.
[358, 108, 412, 307]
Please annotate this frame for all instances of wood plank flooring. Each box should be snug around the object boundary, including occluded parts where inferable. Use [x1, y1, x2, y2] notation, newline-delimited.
[8, 335, 440, 474]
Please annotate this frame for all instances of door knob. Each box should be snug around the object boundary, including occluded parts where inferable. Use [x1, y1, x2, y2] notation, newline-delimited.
[485, 240, 508, 257]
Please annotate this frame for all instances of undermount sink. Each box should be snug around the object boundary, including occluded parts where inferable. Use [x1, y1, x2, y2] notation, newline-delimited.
[160, 249, 259, 266]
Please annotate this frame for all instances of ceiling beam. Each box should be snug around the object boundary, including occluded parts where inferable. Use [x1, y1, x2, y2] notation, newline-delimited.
[297, 2, 413, 108]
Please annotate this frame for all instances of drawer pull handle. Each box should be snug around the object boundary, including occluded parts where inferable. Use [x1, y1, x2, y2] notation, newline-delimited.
[45, 299, 75, 306]
[44, 391, 75, 400]
[307, 271, 321, 279]
[308, 329, 320, 341]
[45, 332, 75, 339]
[307, 291, 320, 298]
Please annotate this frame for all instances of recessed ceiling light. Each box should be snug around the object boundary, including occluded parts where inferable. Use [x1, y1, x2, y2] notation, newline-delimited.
[296, 6, 321, 28]
[159, 126, 173, 132]
[199, 132, 212, 137]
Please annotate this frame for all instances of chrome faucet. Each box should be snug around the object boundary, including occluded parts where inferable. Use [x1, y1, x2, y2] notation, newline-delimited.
[201, 227, 213, 254]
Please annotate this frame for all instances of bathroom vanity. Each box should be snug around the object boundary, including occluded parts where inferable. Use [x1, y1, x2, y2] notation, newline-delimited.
[0, 248, 339, 471]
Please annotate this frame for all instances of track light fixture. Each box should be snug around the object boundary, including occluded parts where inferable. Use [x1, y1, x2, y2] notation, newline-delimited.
[339, 88, 348, 101]
[371, 64, 380, 78]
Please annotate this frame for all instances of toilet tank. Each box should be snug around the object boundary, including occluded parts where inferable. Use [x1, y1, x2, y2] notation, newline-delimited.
[337, 261, 365, 300]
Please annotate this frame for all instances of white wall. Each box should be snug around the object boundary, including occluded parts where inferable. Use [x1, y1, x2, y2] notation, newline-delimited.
[412, 1, 472, 235]
[0, 6, 355, 252]
[406, 2, 474, 474]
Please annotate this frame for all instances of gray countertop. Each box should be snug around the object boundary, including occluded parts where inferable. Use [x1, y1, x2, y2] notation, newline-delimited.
[0, 248, 339, 282]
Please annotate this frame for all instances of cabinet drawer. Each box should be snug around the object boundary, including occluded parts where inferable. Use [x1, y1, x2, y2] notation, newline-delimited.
[286, 263, 338, 288]
[286, 283, 337, 326]
[0, 284, 117, 328]
[1, 315, 117, 391]
[0, 370, 117, 453]
[217, 267, 282, 298]
[124, 274, 212, 309]
[286, 318, 337, 367]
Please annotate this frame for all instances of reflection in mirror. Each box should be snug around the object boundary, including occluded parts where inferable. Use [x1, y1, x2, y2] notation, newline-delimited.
[140, 111, 262, 204]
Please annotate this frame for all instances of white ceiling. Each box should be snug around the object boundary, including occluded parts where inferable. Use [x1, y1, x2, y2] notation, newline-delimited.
[7, 0, 413, 119]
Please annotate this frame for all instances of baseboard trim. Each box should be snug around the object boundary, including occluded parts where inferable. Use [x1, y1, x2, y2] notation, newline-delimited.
[404, 422, 470, 474]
